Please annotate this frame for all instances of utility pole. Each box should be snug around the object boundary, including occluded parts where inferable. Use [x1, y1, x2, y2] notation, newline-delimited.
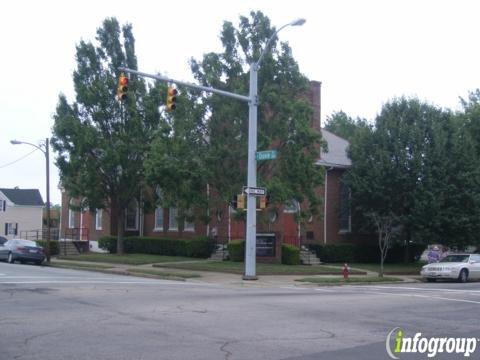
[10, 138, 51, 262]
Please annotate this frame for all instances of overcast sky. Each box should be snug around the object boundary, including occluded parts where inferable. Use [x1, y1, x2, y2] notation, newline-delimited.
[1, 0, 480, 205]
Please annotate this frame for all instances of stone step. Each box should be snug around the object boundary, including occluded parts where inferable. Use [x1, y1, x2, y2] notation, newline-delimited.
[58, 242, 80, 256]
[300, 249, 321, 265]
[209, 249, 228, 261]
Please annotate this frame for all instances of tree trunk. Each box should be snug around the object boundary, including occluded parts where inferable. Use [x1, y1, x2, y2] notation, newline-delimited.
[117, 210, 125, 255]
[403, 241, 410, 263]
[379, 231, 384, 278]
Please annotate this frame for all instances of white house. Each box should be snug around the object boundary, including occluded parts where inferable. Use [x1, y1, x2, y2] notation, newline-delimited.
[0, 188, 44, 239]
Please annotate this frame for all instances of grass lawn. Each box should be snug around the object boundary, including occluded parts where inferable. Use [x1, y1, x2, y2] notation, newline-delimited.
[50, 261, 114, 270]
[153, 260, 367, 275]
[296, 276, 404, 285]
[338, 262, 426, 275]
[57, 253, 198, 265]
[127, 268, 201, 280]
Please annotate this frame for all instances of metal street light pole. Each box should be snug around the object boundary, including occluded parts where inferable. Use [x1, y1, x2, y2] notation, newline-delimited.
[10, 138, 51, 263]
[119, 17, 305, 279]
[243, 18, 306, 280]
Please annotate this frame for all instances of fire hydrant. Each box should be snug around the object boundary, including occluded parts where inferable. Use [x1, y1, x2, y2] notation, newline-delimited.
[343, 263, 350, 280]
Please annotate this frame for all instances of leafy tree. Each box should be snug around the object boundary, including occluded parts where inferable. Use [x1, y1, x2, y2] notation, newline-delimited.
[52, 18, 161, 254]
[144, 88, 209, 227]
[347, 98, 446, 268]
[324, 111, 368, 140]
[347, 97, 480, 265]
[180, 11, 324, 218]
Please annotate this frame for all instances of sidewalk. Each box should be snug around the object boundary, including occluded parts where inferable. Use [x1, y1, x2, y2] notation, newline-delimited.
[51, 258, 420, 288]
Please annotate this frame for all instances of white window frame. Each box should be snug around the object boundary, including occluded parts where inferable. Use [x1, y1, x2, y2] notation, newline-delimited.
[283, 199, 299, 214]
[6, 222, 17, 236]
[95, 209, 103, 230]
[168, 208, 178, 231]
[184, 210, 195, 232]
[125, 199, 139, 231]
[154, 207, 164, 231]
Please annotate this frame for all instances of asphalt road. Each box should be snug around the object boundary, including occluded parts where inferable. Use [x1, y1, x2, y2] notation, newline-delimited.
[1, 262, 479, 360]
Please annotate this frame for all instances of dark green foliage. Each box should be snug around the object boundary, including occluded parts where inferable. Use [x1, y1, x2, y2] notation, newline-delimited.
[97, 236, 214, 258]
[309, 244, 355, 263]
[52, 18, 162, 254]
[36, 241, 59, 256]
[98, 236, 117, 253]
[308, 244, 426, 263]
[184, 11, 324, 216]
[281, 244, 300, 265]
[324, 111, 368, 141]
[227, 240, 245, 262]
[345, 97, 480, 268]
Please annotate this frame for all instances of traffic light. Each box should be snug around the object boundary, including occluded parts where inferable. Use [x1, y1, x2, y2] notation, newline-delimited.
[117, 73, 129, 101]
[259, 196, 266, 209]
[237, 194, 245, 210]
[166, 86, 178, 111]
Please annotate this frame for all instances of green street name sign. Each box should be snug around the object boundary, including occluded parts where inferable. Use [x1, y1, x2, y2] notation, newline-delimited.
[256, 150, 278, 161]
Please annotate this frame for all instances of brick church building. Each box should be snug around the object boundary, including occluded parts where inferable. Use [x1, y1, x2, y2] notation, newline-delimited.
[59, 81, 354, 251]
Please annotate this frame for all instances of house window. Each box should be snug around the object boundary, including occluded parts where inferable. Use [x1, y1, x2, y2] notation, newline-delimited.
[5, 223, 17, 236]
[95, 209, 103, 230]
[154, 207, 164, 231]
[339, 181, 351, 233]
[283, 199, 299, 214]
[268, 210, 278, 223]
[184, 210, 194, 232]
[0, 200, 6, 212]
[125, 199, 139, 230]
[68, 199, 75, 229]
[168, 208, 178, 231]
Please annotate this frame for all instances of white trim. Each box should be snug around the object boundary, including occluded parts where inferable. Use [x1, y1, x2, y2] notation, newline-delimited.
[168, 208, 178, 231]
[283, 199, 299, 214]
[95, 209, 103, 230]
[154, 207, 164, 231]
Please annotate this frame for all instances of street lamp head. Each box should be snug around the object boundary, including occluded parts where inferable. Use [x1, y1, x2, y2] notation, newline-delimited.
[10, 140, 21, 145]
[290, 18, 306, 26]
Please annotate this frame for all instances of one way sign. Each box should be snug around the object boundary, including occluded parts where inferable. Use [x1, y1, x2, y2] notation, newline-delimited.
[243, 187, 267, 196]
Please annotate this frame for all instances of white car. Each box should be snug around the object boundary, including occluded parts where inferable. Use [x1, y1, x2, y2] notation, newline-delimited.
[421, 254, 480, 283]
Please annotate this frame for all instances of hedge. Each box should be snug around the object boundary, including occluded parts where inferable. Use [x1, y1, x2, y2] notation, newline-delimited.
[36, 240, 59, 256]
[281, 244, 300, 265]
[309, 243, 426, 263]
[97, 236, 215, 258]
[227, 240, 245, 262]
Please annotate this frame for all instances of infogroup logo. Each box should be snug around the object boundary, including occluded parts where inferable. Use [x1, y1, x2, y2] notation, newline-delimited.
[385, 327, 478, 359]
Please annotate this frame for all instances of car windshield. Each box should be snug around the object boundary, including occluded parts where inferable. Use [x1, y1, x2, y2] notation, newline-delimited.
[440, 255, 469, 263]
[14, 240, 38, 247]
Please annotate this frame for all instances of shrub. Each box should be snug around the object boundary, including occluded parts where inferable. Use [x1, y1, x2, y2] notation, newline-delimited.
[281, 244, 300, 265]
[228, 240, 245, 262]
[97, 236, 214, 258]
[36, 240, 59, 256]
[309, 244, 355, 263]
[185, 238, 216, 258]
[308, 243, 427, 263]
[98, 236, 117, 253]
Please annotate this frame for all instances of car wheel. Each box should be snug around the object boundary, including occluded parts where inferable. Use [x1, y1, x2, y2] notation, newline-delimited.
[458, 269, 469, 283]
[426, 278, 436, 282]
[35, 260, 43, 266]
[7, 253, 14, 264]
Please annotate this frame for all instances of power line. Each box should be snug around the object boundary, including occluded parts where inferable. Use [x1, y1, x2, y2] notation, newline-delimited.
[0, 148, 40, 169]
